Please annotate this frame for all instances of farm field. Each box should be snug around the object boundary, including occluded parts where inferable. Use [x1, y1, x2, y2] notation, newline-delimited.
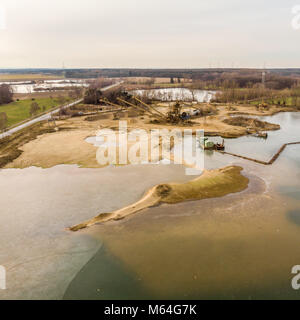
[0, 97, 71, 127]
[0, 73, 64, 81]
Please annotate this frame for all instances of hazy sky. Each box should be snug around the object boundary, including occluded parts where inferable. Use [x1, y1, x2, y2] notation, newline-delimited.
[0, 0, 299, 68]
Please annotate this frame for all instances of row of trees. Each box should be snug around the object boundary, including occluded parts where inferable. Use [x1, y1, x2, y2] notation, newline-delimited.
[213, 83, 300, 105]
[170, 77, 182, 84]
[213, 86, 275, 103]
[189, 73, 300, 91]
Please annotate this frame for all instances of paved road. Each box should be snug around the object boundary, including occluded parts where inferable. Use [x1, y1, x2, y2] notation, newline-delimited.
[0, 81, 122, 140]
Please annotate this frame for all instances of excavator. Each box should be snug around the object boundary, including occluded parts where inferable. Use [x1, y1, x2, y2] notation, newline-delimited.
[166, 102, 190, 123]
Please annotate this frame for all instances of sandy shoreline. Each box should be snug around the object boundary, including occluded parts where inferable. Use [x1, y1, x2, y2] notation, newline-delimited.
[0, 102, 294, 231]
[2, 103, 297, 169]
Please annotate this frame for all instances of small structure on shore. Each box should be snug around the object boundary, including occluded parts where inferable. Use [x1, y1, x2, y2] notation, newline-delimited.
[253, 131, 268, 139]
[199, 137, 225, 151]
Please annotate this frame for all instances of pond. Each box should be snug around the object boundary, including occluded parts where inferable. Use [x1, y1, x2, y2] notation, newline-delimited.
[0, 79, 89, 94]
[132, 88, 216, 103]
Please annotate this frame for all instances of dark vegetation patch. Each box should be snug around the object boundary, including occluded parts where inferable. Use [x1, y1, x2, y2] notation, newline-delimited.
[223, 116, 280, 131]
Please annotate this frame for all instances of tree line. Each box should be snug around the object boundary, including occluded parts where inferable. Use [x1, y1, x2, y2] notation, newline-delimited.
[213, 83, 300, 107]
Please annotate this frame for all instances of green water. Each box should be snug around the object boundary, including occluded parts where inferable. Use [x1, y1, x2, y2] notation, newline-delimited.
[64, 112, 300, 300]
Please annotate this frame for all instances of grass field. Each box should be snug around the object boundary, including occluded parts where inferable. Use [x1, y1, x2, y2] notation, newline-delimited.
[14, 91, 70, 100]
[0, 97, 71, 127]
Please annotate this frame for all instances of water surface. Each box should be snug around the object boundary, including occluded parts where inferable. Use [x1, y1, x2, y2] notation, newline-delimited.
[0, 79, 89, 93]
[1, 112, 300, 300]
[133, 88, 216, 103]
[65, 112, 300, 300]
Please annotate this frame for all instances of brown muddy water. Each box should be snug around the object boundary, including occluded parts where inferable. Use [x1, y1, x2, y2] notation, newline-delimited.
[1, 112, 300, 300]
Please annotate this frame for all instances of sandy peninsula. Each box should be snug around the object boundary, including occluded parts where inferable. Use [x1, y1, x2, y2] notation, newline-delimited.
[69, 166, 249, 231]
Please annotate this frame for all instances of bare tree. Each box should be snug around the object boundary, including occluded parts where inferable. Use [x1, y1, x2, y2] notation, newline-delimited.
[0, 84, 13, 105]
[29, 102, 41, 117]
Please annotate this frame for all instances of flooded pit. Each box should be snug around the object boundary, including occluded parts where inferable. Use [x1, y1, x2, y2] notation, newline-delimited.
[1, 112, 300, 300]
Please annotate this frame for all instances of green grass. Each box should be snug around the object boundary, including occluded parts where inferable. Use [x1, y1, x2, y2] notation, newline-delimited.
[0, 97, 71, 127]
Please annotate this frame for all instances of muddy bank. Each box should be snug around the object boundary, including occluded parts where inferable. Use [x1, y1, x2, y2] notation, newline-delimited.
[223, 116, 280, 133]
[70, 166, 249, 231]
